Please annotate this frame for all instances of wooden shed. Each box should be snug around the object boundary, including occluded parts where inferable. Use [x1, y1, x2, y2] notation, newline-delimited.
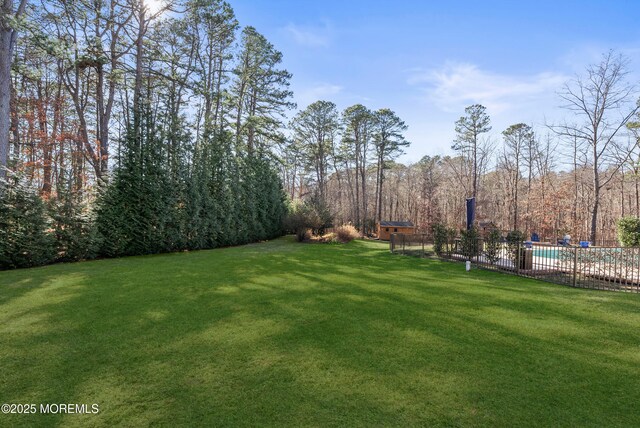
[377, 220, 416, 241]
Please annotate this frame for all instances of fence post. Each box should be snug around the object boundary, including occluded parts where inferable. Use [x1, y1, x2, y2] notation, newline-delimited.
[402, 234, 405, 254]
[516, 245, 521, 275]
[422, 234, 425, 257]
[572, 247, 578, 287]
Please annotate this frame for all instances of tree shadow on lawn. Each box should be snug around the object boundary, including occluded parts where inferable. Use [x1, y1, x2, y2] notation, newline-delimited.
[257, 270, 640, 426]
[1, 237, 640, 426]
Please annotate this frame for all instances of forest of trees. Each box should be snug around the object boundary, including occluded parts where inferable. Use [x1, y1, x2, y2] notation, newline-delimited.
[282, 52, 640, 244]
[1, 0, 640, 269]
[0, 0, 291, 268]
[282, 102, 410, 235]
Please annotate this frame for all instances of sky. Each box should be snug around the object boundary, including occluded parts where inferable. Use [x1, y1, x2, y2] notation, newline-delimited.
[231, 0, 640, 163]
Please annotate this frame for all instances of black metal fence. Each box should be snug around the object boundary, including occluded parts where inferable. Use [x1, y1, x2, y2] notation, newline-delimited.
[389, 233, 640, 292]
[389, 233, 435, 257]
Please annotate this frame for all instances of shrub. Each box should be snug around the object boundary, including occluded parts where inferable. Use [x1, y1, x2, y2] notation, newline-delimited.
[506, 230, 525, 266]
[335, 224, 359, 243]
[283, 201, 323, 242]
[432, 223, 456, 256]
[300, 228, 313, 242]
[432, 223, 447, 256]
[617, 217, 640, 247]
[0, 173, 56, 269]
[460, 226, 481, 260]
[49, 182, 100, 262]
[484, 229, 502, 265]
[306, 194, 333, 235]
[283, 197, 335, 242]
[446, 227, 457, 255]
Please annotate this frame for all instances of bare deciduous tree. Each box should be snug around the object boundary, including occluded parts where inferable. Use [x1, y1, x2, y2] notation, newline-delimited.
[501, 123, 534, 230]
[553, 51, 639, 243]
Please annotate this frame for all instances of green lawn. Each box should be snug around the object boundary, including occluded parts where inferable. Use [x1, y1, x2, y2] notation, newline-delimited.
[2, 237, 640, 427]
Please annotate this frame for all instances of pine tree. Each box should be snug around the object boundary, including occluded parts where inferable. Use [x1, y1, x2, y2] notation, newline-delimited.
[0, 172, 55, 269]
[372, 108, 409, 223]
[49, 174, 99, 262]
[452, 104, 492, 199]
[96, 106, 172, 257]
[231, 26, 294, 154]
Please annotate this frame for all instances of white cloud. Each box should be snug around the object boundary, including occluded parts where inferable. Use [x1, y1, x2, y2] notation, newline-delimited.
[283, 23, 331, 47]
[296, 83, 343, 108]
[408, 62, 568, 114]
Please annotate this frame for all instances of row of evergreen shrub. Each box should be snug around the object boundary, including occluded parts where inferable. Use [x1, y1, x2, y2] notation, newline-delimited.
[431, 223, 526, 265]
[0, 138, 287, 270]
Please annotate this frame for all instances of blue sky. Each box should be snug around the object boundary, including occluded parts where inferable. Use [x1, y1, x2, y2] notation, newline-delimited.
[232, 0, 640, 162]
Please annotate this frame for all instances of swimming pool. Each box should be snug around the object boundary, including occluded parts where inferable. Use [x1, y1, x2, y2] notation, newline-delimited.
[532, 246, 623, 261]
[532, 247, 560, 259]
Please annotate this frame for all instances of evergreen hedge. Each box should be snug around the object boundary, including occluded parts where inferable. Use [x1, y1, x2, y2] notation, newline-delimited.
[0, 123, 288, 270]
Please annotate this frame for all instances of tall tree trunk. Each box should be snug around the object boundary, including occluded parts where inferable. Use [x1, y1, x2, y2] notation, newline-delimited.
[472, 135, 477, 198]
[0, 38, 9, 178]
[513, 183, 518, 231]
[374, 161, 379, 223]
[0, 0, 25, 178]
[354, 144, 360, 228]
[377, 153, 384, 223]
[214, 56, 224, 129]
[133, 0, 146, 150]
[343, 159, 355, 222]
[96, 62, 112, 182]
[573, 138, 578, 236]
[360, 147, 367, 235]
[635, 168, 639, 216]
[621, 168, 625, 217]
[10, 78, 19, 159]
[234, 52, 249, 147]
[37, 82, 52, 196]
[590, 159, 600, 243]
[247, 87, 257, 155]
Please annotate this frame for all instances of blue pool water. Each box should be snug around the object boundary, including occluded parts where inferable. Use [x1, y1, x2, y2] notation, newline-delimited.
[532, 248, 560, 259]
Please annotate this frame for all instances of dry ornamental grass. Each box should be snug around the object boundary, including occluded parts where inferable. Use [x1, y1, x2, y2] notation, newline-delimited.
[335, 224, 359, 243]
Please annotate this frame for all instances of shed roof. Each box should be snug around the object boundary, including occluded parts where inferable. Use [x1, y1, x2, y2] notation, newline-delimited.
[379, 221, 415, 227]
